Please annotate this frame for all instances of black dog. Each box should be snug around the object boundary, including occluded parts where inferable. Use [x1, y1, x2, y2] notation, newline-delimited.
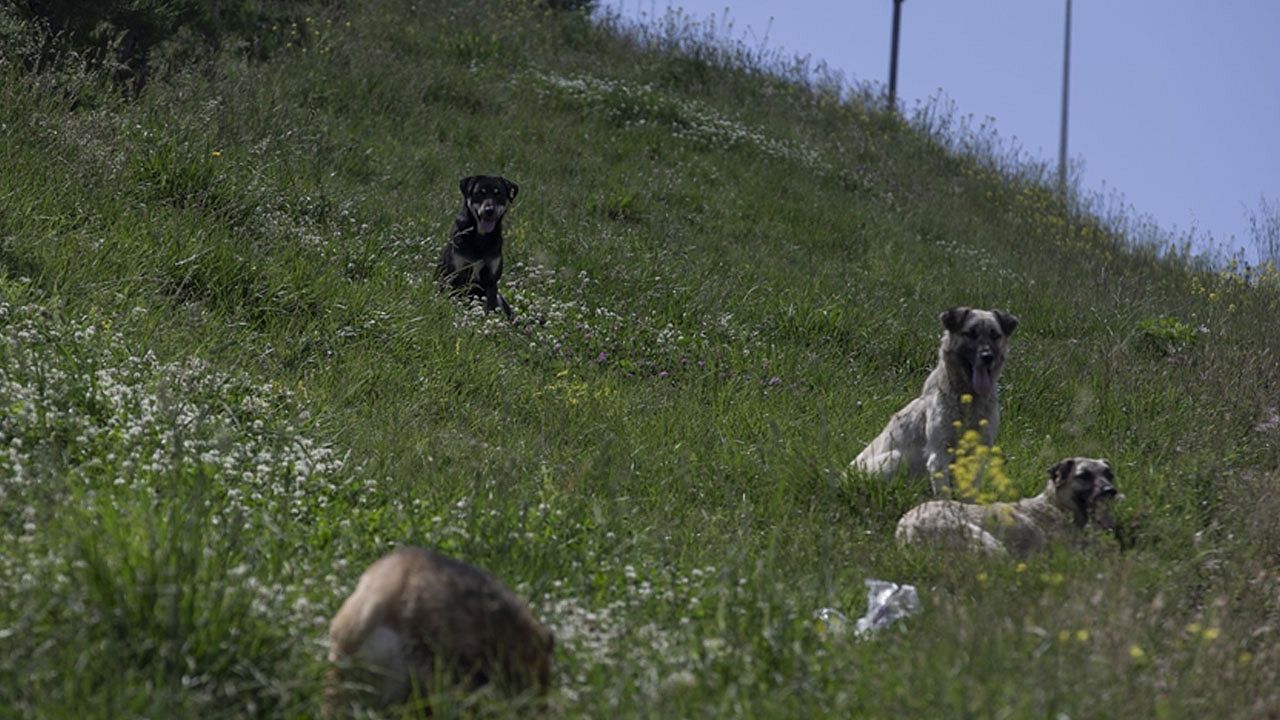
[437, 175, 519, 318]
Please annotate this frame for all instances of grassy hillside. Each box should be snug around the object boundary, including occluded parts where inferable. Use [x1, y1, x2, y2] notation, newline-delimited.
[3, 1, 1280, 717]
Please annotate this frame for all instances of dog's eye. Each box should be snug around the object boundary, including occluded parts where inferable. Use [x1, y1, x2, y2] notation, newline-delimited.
[991, 332, 1002, 341]
[1078, 470, 1093, 481]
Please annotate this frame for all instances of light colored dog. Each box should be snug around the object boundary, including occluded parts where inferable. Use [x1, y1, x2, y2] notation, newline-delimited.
[895, 457, 1121, 557]
[851, 307, 1018, 493]
[326, 546, 554, 714]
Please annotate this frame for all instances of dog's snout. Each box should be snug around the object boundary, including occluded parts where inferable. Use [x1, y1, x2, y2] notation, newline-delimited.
[1093, 480, 1119, 502]
[979, 348, 996, 365]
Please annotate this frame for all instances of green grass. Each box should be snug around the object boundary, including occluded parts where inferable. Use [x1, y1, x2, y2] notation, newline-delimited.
[2, 0, 1280, 717]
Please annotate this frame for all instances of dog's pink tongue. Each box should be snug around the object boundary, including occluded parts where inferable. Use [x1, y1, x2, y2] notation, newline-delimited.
[972, 365, 994, 396]
[478, 218, 497, 235]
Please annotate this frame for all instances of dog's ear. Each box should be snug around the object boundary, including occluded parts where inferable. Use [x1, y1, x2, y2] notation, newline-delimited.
[459, 176, 479, 196]
[994, 310, 1019, 337]
[501, 177, 519, 202]
[939, 307, 972, 333]
[1049, 458, 1075, 488]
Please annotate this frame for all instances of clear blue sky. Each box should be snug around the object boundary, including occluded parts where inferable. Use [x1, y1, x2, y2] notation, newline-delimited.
[603, 1, 1280, 261]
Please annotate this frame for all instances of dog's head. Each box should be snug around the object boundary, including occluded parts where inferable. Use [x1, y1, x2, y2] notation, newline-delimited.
[1049, 457, 1122, 531]
[939, 306, 1019, 396]
[459, 175, 519, 235]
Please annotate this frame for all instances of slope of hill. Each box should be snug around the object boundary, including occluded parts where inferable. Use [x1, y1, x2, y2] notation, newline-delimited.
[2, 1, 1279, 717]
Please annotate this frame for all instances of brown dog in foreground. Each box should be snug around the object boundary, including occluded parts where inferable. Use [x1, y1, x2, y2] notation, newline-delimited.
[326, 546, 554, 714]
[895, 457, 1121, 558]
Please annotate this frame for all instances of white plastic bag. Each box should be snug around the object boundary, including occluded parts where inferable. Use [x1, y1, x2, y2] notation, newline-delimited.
[853, 579, 921, 637]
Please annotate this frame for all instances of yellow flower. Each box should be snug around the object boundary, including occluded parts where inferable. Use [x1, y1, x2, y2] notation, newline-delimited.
[210, 150, 222, 157]
[1015, 562, 1027, 573]
[976, 572, 989, 584]
[948, 428, 1014, 503]
[1238, 651, 1253, 666]
[1075, 629, 1089, 643]
[1129, 644, 1146, 660]
[1057, 630, 1070, 643]
[960, 393, 974, 404]
[952, 420, 963, 429]
[978, 418, 989, 427]
[1186, 622, 1202, 635]
[1202, 627, 1220, 641]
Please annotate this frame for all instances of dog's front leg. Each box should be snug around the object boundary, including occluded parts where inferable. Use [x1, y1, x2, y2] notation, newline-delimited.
[483, 279, 499, 314]
[924, 414, 953, 495]
[981, 408, 1000, 447]
[925, 452, 949, 494]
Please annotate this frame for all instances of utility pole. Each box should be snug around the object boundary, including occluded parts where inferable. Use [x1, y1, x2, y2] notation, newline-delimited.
[888, 0, 904, 111]
[1058, 0, 1072, 195]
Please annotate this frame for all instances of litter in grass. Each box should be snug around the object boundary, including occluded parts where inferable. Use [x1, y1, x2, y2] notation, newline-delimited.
[855, 579, 921, 637]
[812, 579, 922, 640]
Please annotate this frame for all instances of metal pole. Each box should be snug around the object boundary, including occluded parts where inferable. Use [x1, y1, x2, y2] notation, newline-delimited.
[888, 0, 904, 111]
[1058, 0, 1072, 195]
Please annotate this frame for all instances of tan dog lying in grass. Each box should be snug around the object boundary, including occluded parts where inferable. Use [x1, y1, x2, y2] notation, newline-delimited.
[851, 307, 1018, 494]
[895, 457, 1121, 558]
[326, 547, 554, 715]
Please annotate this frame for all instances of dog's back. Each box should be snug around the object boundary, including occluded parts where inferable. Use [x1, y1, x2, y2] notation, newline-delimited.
[895, 500, 1046, 557]
[327, 547, 553, 712]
